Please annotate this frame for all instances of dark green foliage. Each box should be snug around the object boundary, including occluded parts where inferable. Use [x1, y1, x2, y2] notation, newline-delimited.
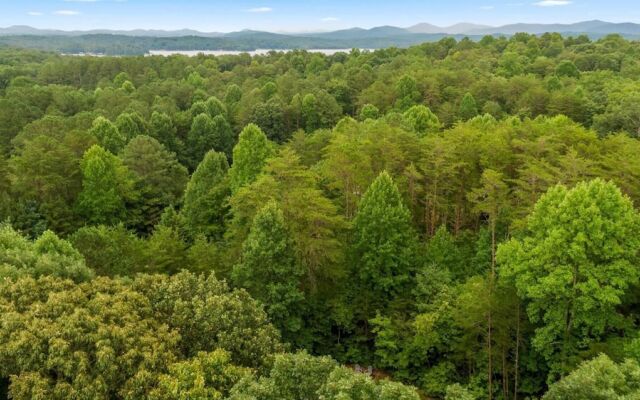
[181, 150, 230, 240]
[350, 171, 419, 314]
[232, 201, 305, 341]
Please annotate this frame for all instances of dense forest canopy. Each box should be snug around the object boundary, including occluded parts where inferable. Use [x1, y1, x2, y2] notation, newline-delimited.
[2, 32, 640, 399]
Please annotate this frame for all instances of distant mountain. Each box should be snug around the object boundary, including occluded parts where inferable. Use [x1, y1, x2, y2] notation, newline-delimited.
[408, 23, 491, 34]
[3, 20, 640, 40]
[467, 20, 640, 36]
[306, 26, 412, 40]
[0, 25, 224, 37]
[1, 20, 640, 56]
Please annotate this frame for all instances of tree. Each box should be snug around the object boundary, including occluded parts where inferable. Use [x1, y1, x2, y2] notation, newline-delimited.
[150, 111, 182, 155]
[121, 136, 187, 201]
[467, 169, 509, 398]
[115, 112, 147, 141]
[459, 93, 479, 121]
[88, 116, 126, 154]
[359, 104, 380, 120]
[0, 224, 94, 282]
[555, 60, 580, 78]
[498, 180, 640, 379]
[350, 171, 419, 315]
[9, 135, 82, 233]
[228, 148, 346, 293]
[543, 355, 640, 400]
[228, 124, 274, 193]
[76, 145, 136, 226]
[149, 350, 249, 400]
[250, 97, 287, 143]
[181, 150, 230, 239]
[404, 105, 441, 136]
[233, 201, 305, 340]
[187, 113, 234, 168]
[395, 75, 421, 111]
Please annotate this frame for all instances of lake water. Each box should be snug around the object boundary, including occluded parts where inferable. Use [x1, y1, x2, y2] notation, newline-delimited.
[147, 49, 369, 57]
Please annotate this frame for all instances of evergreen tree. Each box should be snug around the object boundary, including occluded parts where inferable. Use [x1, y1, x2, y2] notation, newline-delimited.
[76, 145, 136, 225]
[228, 124, 274, 193]
[351, 171, 419, 314]
[181, 150, 230, 240]
[232, 201, 305, 340]
[458, 93, 479, 121]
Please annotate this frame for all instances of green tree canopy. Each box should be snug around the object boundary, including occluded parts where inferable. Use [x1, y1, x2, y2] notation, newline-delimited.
[498, 179, 640, 378]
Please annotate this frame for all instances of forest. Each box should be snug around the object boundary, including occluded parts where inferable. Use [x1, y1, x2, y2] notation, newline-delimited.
[1, 32, 640, 399]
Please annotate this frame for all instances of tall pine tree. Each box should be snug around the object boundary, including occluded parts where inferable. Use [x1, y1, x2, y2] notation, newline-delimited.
[181, 150, 230, 240]
[351, 171, 419, 316]
[232, 201, 305, 341]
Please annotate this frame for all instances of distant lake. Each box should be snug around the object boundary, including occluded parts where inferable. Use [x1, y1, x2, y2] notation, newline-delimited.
[147, 49, 369, 57]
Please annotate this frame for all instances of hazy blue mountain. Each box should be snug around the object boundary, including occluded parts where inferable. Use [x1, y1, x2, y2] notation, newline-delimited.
[408, 23, 491, 34]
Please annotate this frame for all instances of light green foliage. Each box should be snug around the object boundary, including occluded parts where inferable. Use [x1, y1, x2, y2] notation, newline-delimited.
[230, 351, 338, 400]
[89, 116, 126, 154]
[498, 179, 640, 377]
[445, 384, 476, 400]
[233, 201, 305, 339]
[228, 124, 274, 193]
[132, 271, 284, 367]
[403, 105, 441, 136]
[318, 367, 420, 400]
[359, 104, 380, 120]
[543, 355, 640, 400]
[149, 350, 250, 400]
[181, 150, 230, 239]
[0, 224, 93, 281]
[77, 145, 137, 225]
[0, 271, 286, 399]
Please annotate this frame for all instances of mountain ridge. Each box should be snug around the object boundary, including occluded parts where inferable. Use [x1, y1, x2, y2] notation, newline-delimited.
[3, 20, 640, 38]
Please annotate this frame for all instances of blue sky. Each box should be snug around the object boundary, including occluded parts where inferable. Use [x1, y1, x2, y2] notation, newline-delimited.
[2, 0, 639, 32]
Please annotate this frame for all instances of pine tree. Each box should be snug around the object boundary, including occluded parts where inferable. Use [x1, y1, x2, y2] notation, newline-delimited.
[77, 145, 136, 225]
[181, 150, 230, 240]
[458, 93, 479, 121]
[228, 124, 274, 193]
[232, 201, 305, 340]
[351, 171, 419, 313]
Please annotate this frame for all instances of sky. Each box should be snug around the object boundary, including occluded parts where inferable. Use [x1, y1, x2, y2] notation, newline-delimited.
[1, 0, 639, 32]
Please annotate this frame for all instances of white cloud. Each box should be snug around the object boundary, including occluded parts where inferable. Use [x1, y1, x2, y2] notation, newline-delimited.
[533, 0, 572, 6]
[27, 11, 44, 16]
[247, 7, 273, 13]
[321, 17, 339, 22]
[54, 10, 81, 15]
